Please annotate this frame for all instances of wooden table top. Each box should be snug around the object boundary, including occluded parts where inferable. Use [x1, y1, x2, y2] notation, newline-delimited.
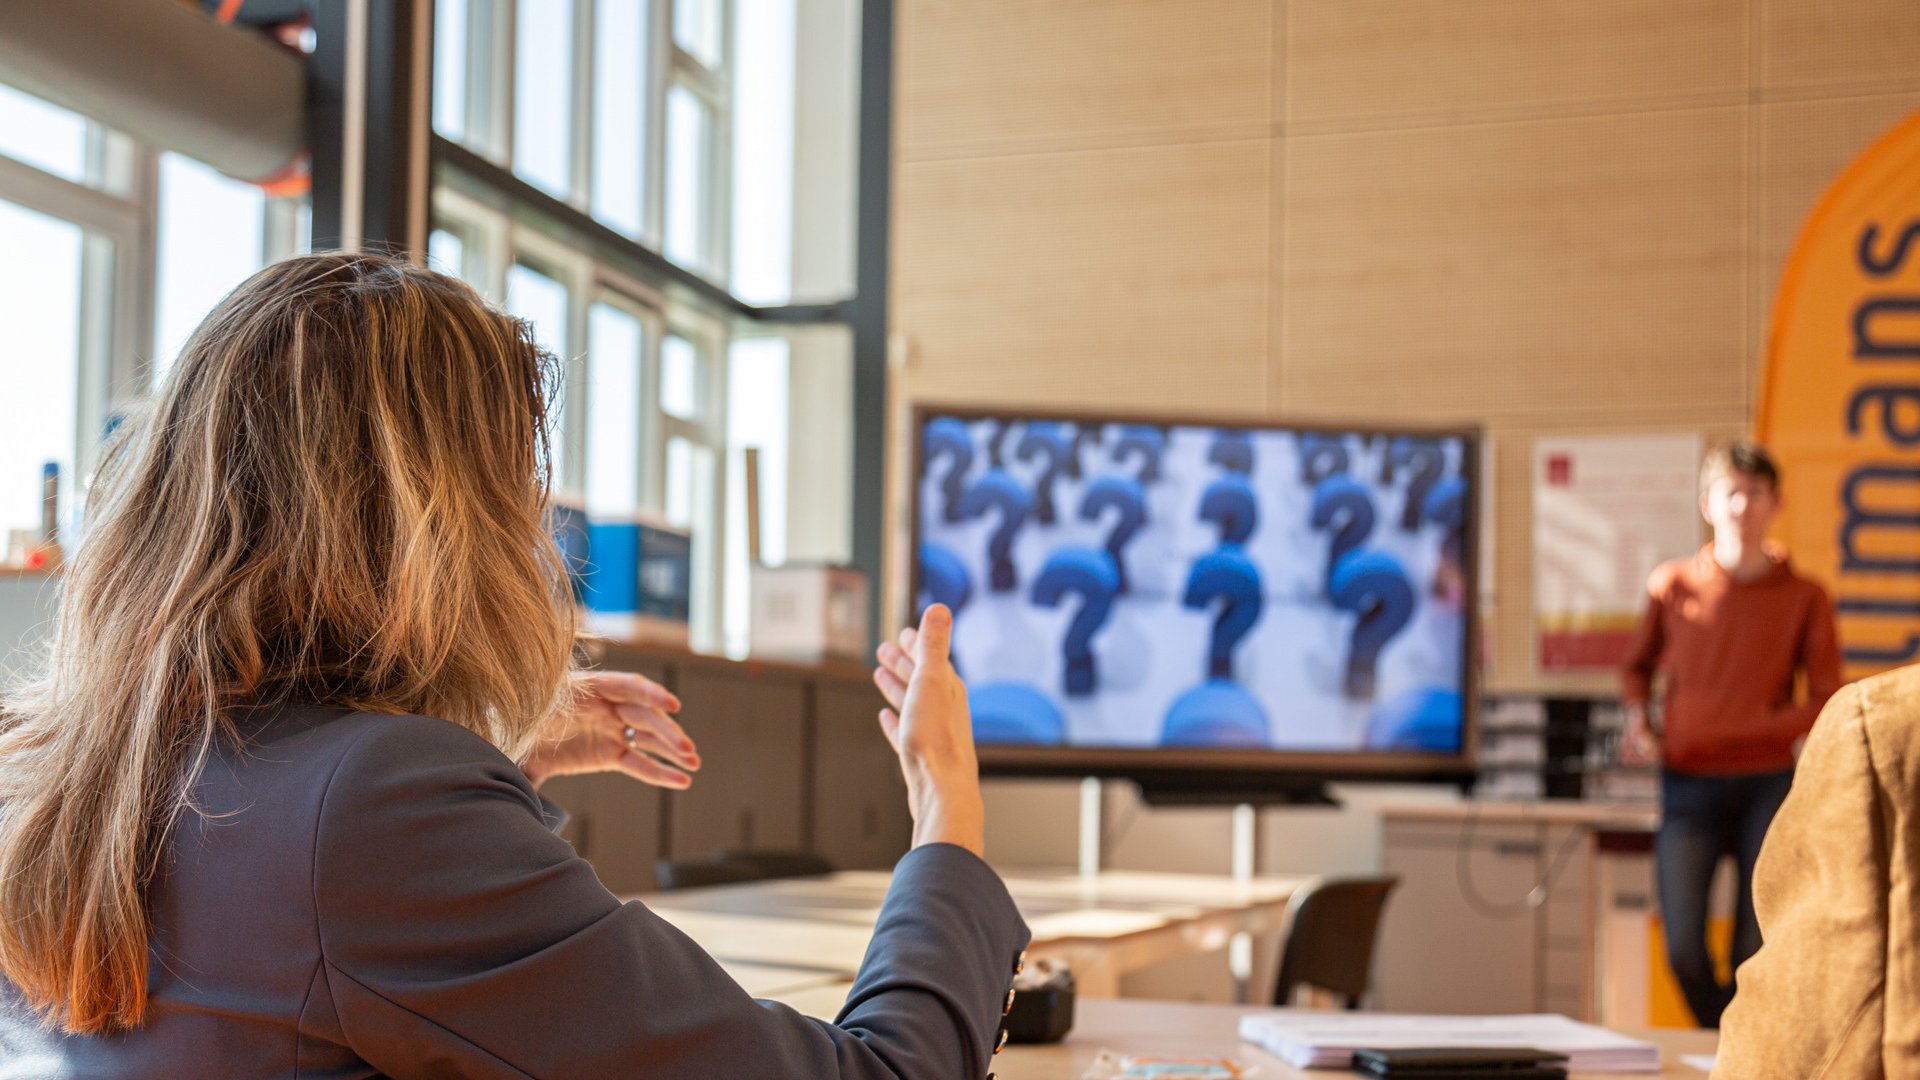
[639, 869, 1304, 930]
[634, 868, 1307, 976]
[766, 994, 1718, 1079]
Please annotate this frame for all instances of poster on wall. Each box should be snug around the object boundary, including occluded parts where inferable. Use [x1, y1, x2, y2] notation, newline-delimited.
[1757, 110, 1920, 679]
[1532, 433, 1702, 673]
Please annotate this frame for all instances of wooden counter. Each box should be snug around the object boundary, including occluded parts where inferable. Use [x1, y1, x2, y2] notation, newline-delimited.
[1381, 799, 1657, 831]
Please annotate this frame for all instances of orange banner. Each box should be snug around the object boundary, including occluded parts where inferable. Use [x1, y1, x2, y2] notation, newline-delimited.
[1757, 111, 1920, 678]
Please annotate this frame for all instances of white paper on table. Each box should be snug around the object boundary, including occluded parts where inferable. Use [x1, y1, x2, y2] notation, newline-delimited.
[1682, 1055, 1715, 1072]
[1237, 1010, 1662, 1072]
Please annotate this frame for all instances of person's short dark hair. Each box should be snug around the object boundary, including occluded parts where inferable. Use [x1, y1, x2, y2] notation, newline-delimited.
[1701, 440, 1780, 495]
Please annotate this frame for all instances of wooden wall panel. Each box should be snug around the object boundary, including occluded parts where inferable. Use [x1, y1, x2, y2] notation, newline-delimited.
[891, 0, 1920, 693]
[1759, 0, 1920, 91]
[899, 0, 1273, 159]
[1754, 93, 1920, 359]
[1278, 108, 1748, 422]
[896, 140, 1271, 413]
[1286, 0, 1746, 128]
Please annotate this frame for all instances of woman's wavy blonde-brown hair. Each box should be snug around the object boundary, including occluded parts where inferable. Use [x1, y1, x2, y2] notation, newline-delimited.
[0, 252, 578, 1034]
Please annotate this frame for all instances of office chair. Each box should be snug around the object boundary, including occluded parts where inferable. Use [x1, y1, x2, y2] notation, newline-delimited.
[714, 849, 836, 880]
[1271, 876, 1400, 1009]
[654, 850, 836, 891]
[654, 856, 766, 891]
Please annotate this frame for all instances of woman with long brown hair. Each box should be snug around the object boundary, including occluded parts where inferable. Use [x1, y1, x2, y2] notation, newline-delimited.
[0, 253, 1025, 1077]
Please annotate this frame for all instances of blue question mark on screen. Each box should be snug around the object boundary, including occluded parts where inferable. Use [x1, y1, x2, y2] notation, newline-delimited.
[917, 541, 973, 674]
[956, 470, 1034, 592]
[1299, 433, 1351, 484]
[1309, 475, 1377, 593]
[1030, 546, 1121, 697]
[1079, 476, 1148, 594]
[1016, 422, 1074, 525]
[1424, 474, 1466, 532]
[918, 541, 973, 615]
[968, 682, 1067, 745]
[1208, 430, 1255, 475]
[1067, 424, 1104, 480]
[1330, 550, 1416, 700]
[1199, 475, 1259, 546]
[1367, 685, 1464, 753]
[1425, 474, 1469, 582]
[1161, 680, 1271, 747]
[1182, 546, 1265, 681]
[1111, 425, 1166, 484]
[924, 417, 975, 523]
[1385, 438, 1447, 531]
[986, 418, 1016, 469]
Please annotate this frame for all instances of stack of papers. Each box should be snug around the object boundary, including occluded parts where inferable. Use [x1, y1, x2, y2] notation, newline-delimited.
[1237, 1011, 1662, 1072]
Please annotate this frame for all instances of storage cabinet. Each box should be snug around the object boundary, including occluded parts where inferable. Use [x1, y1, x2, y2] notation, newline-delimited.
[667, 660, 811, 856]
[544, 642, 912, 892]
[1377, 817, 1595, 1018]
[538, 653, 671, 894]
[812, 680, 912, 869]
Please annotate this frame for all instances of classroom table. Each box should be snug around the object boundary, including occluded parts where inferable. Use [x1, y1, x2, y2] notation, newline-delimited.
[765, 992, 1720, 1079]
[633, 869, 1308, 997]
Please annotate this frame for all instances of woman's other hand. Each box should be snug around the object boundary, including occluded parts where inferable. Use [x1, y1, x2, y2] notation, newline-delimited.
[520, 671, 701, 790]
[872, 605, 986, 858]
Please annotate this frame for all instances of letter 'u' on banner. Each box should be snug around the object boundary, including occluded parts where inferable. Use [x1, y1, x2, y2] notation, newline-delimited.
[1758, 110, 1920, 678]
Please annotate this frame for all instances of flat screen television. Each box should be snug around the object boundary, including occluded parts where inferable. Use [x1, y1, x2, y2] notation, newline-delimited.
[911, 407, 1480, 797]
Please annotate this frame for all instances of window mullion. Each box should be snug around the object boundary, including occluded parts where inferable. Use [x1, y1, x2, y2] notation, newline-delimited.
[569, 0, 595, 212]
[486, 0, 516, 165]
[645, 0, 671, 250]
[124, 146, 159, 393]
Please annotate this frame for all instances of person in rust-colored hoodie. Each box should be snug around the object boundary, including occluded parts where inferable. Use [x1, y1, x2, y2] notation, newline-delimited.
[1618, 440, 1842, 1029]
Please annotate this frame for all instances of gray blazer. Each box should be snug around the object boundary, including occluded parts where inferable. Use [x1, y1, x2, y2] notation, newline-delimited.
[0, 704, 1030, 1078]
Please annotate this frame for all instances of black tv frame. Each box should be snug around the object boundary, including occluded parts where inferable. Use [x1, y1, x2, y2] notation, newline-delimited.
[908, 404, 1483, 800]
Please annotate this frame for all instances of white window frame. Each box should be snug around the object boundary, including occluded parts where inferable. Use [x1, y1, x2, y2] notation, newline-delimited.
[0, 93, 307, 513]
[435, 0, 730, 282]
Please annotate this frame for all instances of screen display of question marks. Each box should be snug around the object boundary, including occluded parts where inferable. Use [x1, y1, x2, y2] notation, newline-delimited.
[916, 415, 1470, 757]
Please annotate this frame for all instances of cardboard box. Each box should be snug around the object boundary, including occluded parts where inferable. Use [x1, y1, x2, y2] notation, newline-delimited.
[750, 563, 870, 663]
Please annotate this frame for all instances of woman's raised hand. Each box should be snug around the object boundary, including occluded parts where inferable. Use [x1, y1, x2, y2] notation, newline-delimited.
[873, 604, 985, 858]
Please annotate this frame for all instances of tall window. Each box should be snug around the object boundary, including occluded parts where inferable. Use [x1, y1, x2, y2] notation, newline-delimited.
[430, 0, 857, 651]
[662, 85, 715, 273]
[0, 83, 91, 184]
[0, 83, 307, 544]
[153, 153, 267, 381]
[585, 301, 646, 515]
[505, 260, 574, 487]
[435, 0, 733, 283]
[0, 200, 83, 542]
[511, 0, 575, 198]
[590, 0, 651, 240]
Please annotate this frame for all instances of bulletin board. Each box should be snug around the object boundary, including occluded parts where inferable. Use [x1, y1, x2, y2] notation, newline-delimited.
[1532, 433, 1703, 674]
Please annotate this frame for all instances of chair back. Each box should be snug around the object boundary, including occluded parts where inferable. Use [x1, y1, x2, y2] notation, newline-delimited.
[1272, 875, 1400, 1008]
[654, 856, 765, 891]
[655, 850, 837, 891]
[715, 849, 835, 880]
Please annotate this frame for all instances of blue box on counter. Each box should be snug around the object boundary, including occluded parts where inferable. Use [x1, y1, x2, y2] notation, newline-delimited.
[550, 498, 693, 645]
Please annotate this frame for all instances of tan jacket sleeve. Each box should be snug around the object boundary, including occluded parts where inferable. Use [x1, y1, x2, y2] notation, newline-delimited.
[1715, 684, 1887, 1079]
